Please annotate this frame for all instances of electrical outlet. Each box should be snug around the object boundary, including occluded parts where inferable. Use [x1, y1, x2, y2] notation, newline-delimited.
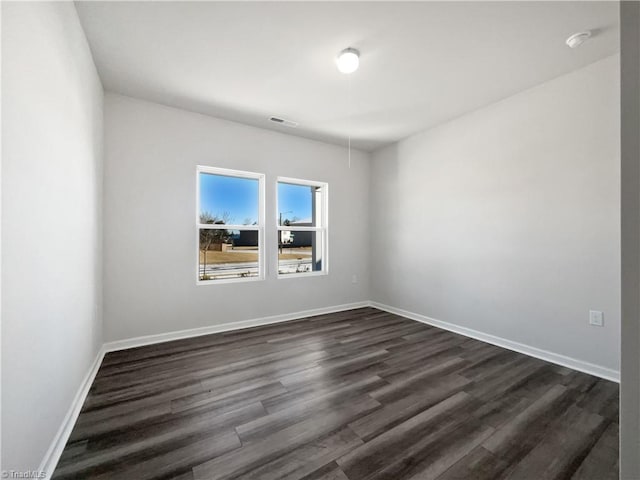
[351, 274, 358, 284]
[589, 310, 604, 327]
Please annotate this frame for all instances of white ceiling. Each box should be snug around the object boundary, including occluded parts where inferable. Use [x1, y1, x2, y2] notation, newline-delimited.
[75, 1, 619, 151]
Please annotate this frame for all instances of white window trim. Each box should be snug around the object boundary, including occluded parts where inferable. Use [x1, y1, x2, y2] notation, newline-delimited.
[276, 176, 329, 279]
[196, 165, 265, 285]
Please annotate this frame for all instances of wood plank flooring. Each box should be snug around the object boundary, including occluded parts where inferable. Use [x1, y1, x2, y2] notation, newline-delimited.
[52, 307, 619, 480]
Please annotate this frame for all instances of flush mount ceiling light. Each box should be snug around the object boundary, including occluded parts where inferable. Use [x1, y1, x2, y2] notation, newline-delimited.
[336, 47, 360, 74]
[566, 31, 592, 48]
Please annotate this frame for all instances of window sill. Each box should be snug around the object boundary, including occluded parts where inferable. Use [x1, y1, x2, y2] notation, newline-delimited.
[197, 276, 264, 286]
[277, 271, 328, 280]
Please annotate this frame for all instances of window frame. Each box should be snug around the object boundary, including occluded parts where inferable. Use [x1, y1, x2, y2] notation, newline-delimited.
[196, 165, 265, 285]
[276, 176, 329, 279]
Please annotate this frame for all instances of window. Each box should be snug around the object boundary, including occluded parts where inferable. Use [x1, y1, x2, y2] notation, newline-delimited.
[197, 166, 264, 283]
[277, 177, 328, 277]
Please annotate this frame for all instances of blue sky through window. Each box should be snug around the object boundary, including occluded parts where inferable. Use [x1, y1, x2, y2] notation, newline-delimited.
[199, 173, 314, 226]
[199, 173, 258, 224]
[278, 182, 313, 224]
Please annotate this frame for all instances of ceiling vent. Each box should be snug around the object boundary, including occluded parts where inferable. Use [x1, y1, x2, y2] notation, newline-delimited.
[269, 116, 298, 128]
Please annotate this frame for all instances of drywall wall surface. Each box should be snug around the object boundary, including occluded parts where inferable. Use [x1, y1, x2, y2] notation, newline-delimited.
[103, 93, 370, 341]
[371, 55, 620, 372]
[1, 2, 103, 472]
[620, 1, 640, 477]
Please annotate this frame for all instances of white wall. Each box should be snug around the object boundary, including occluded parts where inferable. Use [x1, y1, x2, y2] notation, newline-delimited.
[371, 55, 620, 373]
[103, 94, 370, 342]
[1, 2, 103, 472]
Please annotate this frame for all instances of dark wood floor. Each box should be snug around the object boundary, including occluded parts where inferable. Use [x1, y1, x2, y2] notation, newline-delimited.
[53, 307, 619, 480]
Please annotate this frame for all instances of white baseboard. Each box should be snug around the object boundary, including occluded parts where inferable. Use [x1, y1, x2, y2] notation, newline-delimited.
[370, 301, 620, 383]
[103, 301, 370, 353]
[38, 345, 107, 480]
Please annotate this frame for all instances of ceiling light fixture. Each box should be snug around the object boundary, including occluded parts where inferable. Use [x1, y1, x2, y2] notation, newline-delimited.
[336, 47, 360, 74]
[566, 31, 592, 48]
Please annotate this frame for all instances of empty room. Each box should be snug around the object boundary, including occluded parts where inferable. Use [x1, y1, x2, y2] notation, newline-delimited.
[2, 1, 640, 479]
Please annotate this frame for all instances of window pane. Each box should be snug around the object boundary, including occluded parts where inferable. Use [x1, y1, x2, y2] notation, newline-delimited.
[199, 173, 259, 225]
[278, 230, 323, 275]
[199, 229, 259, 281]
[278, 182, 321, 227]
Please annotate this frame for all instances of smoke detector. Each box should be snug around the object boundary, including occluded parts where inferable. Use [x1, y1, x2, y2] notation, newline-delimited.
[566, 31, 592, 48]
